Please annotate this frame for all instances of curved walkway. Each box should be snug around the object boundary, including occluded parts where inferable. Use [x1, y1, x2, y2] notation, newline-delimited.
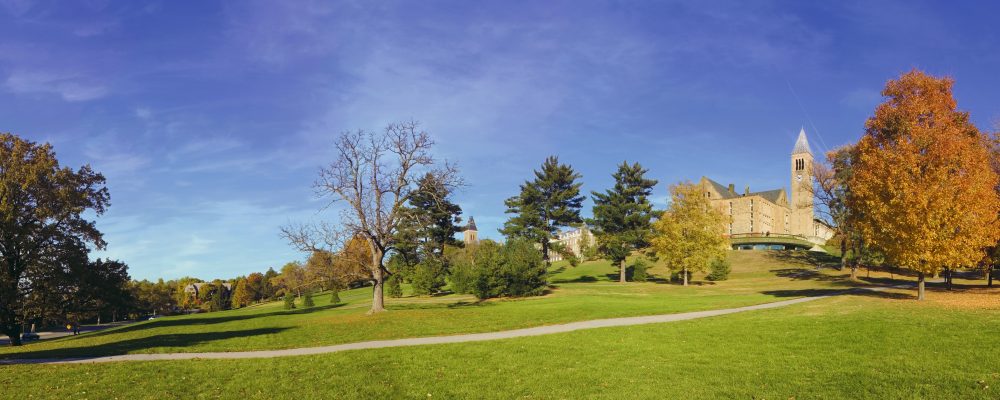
[2, 287, 885, 365]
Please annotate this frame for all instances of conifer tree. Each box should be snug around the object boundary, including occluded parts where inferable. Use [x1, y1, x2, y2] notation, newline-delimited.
[590, 161, 659, 282]
[502, 156, 584, 265]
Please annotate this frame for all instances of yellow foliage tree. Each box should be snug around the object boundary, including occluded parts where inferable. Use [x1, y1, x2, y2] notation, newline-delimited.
[848, 70, 1000, 300]
[652, 182, 728, 286]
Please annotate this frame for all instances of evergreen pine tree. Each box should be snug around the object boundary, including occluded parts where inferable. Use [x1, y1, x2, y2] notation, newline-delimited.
[387, 274, 404, 298]
[590, 161, 659, 282]
[502, 156, 584, 266]
[283, 292, 296, 310]
[329, 289, 341, 304]
[303, 290, 315, 307]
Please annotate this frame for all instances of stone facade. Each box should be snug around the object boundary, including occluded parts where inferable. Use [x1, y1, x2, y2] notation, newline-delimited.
[548, 225, 595, 262]
[462, 216, 478, 244]
[700, 128, 833, 245]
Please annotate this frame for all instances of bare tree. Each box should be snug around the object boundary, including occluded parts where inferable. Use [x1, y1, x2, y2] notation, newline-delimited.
[812, 145, 863, 280]
[282, 121, 459, 314]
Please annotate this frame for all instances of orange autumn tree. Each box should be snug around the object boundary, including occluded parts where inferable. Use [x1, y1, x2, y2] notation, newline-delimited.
[848, 70, 1000, 300]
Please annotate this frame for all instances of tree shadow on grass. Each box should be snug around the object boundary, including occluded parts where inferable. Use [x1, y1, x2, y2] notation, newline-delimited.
[761, 288, 915, 300]
[770, 268, 847, 283]
[766, 250, 841, 268]
[79, 303, 345, 340]
[1, 327, 290, 360]
[551, 275, 599, 284]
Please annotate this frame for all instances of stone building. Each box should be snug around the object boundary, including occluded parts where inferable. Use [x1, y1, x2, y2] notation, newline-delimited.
[700, 128, 834, 245]
[547, 225, 595, 262]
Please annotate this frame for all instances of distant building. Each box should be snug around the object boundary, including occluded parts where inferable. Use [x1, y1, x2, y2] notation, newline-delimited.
[184, 282, 232, 297]
[462, 216, 479, 244]
[548, 225, 595, 262]
[699, 128, 834, 246]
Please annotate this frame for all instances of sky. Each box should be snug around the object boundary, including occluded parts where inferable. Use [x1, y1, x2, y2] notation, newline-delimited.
[2, 1, 998, 281]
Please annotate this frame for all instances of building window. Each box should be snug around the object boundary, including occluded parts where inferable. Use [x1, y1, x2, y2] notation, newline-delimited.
[729, 202, 733, 215]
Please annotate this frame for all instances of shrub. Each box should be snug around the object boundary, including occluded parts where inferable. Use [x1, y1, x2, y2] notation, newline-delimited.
[706, 257, 731, 281]
[386, 274, 403, 298]
[283, 293, 296, 309]
[329, 289, 341, 304]
[302, 291, 315, 308]
[447, 239, 547, 300]
[410, 257, 447, 295]
[447, 252, 478, 295]
[631, 258, 648, 282]
[499, 239, 548, 297]
[566, 253, 580, 267]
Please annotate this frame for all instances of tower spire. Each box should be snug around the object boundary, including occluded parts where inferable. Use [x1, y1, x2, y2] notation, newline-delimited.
[792, 127, 811, 155]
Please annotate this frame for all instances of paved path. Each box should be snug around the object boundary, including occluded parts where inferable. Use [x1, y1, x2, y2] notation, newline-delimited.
[0, 288, 881, 366]
[0, 321, 135, 346]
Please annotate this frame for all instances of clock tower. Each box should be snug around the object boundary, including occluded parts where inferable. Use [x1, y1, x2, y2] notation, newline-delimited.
[790, 128, 815, 237]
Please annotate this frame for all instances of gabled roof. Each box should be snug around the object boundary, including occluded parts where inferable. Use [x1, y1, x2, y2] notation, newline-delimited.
[702, 177, 737, 199]
[792, 127, 811, 155]
[749, 189, 786, 205]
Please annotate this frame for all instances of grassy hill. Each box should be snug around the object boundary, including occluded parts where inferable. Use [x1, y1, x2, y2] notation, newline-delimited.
[1, 251, 848, 359]
[3, 250, 998, 399]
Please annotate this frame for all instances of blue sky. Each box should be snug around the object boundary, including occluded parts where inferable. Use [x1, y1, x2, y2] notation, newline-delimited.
[2, 1, 998, 280]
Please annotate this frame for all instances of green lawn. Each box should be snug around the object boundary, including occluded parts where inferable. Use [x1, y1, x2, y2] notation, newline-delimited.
[1, 251, 854, 359]
[3, 294, 997, 399]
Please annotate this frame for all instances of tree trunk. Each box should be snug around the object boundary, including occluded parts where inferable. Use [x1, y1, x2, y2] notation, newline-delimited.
[683, 267, 688, 286]
[368, 247, 386, 315]
[839, 238, 847, 271]
[541, 239, 551, 267]
[850, 265, 858, 281]
[989, 265, 994, 287]
[619, 259, 626, 283]
[917, 272, 925, 301]
[946, 268, 953, 291]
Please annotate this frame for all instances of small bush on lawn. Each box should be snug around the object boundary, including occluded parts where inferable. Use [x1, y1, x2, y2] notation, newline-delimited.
[447, 245, 478, 295]
[448, 239, 547, 300]
[303, 291, 315, 308]
[631, 258, 648, 282]
[283, 293, 296, 310]
[706, 257, 731, 281]
[386, 274, 404, 298]
[329, 289, 341, 304]
[411, 257, 447, 295]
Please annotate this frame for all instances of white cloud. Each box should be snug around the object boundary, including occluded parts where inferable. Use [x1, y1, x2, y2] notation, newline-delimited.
[5, 70, 108, 102]
[135, 107, 152, 120]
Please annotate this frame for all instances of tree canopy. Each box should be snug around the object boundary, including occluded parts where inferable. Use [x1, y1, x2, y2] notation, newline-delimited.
[502, 156, 584, 265]
[652, 182, 727, 286]
[590, 161, 659, 282]
[0, 133, 111, 345]
[848, 70, 1000, 300]
[281, 121, 459, 314]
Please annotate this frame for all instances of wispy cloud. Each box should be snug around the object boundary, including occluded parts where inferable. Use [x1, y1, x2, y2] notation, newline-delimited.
[5, 70, 108, 101]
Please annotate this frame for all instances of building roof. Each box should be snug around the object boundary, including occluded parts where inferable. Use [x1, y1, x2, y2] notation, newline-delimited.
[703, 177, 786, 205]
[749, 189, 785, 204]
[792, 127, 811, 155]
[703, 177, 737, 199]
[465, 216, 477, 231]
